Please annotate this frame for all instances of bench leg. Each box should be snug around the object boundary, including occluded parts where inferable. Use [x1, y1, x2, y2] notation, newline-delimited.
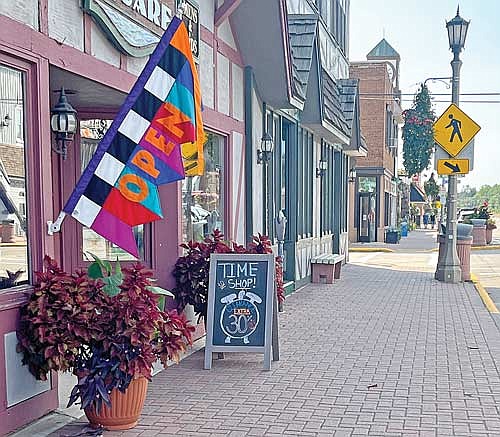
[334, 262, 342, 279]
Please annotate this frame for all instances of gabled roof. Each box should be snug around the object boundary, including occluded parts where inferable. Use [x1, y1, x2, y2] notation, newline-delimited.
[288, 14, 318, 102]
[367, 38, 400, 61]
[338, 78, 368, 156]
[321, 70, 350, 137]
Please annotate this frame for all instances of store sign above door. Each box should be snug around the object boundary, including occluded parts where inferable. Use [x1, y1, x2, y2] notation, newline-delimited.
[82, 0, 199, 60]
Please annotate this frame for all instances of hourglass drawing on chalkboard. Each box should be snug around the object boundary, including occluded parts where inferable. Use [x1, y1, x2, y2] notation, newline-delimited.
[219, 289, 262, 344]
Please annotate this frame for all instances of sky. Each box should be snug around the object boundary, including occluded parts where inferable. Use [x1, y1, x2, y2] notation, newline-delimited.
[349, 0, 500, 189]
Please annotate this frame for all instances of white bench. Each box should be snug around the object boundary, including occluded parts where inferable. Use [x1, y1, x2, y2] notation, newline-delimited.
[311, 253, 345, 284]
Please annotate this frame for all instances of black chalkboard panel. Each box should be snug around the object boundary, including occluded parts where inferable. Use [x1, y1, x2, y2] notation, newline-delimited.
[204, 253, 275, 370]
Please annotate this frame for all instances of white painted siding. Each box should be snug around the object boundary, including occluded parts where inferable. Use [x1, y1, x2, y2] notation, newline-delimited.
[231, 63, 244, 122]
[127, 55, 149, 77]
[91, 22, 120, 68]
[251, 88, 263, 235]
[217, 19, 237, 49]
[216, 53, 229, 116]
[231, 131, 245, 243]
[48, 0, 84, 51]
[199, 41, 214, 109]
[199, 0, 214, 32]
[0, 0, 38, 30]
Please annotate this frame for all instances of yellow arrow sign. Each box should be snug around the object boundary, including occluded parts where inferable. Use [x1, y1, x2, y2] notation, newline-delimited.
[437, 159, 470, 175]
[434, 103, 480, 157]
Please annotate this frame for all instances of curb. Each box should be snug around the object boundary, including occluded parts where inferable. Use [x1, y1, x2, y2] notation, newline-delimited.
[349, 247, 394, 253]
[471, 245, 500, 251]
[470, 273, 500, 314]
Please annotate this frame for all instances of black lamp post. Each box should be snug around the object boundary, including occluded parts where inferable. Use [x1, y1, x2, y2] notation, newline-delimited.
[51, 88, 77, 160]
[436, 7, 470, 283]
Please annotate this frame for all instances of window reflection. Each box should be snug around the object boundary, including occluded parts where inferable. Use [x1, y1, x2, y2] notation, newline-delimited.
[182, 132, 224, 242]
[80, 119, 144, 261]
[0, 65, 28, 289]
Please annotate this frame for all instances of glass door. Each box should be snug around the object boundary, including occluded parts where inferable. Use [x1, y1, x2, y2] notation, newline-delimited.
[358, 193, 370, 242]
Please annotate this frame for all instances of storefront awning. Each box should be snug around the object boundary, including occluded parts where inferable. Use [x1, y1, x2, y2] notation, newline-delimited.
[231, 0, 303, 109]
[410, 184, 427, 203]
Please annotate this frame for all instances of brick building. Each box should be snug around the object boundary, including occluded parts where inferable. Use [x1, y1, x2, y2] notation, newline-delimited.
[348, 39, 402, 242]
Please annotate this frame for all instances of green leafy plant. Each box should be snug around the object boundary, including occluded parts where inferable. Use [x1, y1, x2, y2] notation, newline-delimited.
[17, 257, 194, 414]
[424, 173, 440, 202]
[172, 230, 285, 324]
[402, 85, 435, 177]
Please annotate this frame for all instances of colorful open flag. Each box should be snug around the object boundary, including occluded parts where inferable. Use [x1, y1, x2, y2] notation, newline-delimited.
[63, 16, 203, 257]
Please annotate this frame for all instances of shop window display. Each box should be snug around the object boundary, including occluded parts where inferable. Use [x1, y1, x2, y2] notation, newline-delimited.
[182, 132, 224, 242]
[0, 65, 28, 289]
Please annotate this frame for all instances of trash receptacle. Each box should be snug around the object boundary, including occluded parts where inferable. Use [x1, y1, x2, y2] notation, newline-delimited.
[401, 221, 408, 237]
[437, 234, 472, 281]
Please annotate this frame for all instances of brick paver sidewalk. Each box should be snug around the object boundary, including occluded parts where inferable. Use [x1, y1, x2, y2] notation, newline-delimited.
[52, 264, 500, 436]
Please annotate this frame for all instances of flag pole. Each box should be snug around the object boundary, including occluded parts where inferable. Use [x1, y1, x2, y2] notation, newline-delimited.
[47, 211, 67, 235]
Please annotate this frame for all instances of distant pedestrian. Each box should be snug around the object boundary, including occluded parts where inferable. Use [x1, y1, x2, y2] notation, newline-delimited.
[423, 213, 429, 229]
[430, 213, 436, 229]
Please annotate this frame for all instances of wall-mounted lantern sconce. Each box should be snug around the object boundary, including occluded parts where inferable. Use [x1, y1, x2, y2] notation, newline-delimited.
[316, 159, 327, 178]
[348, 167, 357, 183]
[257, 132, 274, 164]
[51, 88, 77, 160]
[0, 114, 11, 128]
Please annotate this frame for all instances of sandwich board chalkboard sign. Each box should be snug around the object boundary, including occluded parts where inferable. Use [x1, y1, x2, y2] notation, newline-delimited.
[204, 253, 276, 370]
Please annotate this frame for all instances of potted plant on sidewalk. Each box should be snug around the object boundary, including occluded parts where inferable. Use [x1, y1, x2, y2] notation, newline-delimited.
[172, 230, 285, 325]
[17, 257, 194, 431]
[486, 218, 497, 244]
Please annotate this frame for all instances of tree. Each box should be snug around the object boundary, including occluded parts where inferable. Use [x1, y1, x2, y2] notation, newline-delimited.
[402, 85, 435, 177]
[424, 173, 439, 201]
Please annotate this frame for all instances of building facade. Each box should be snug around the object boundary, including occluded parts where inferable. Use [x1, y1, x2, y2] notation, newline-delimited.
[232, 0, 364, 289]
[0, 0, 363, 433]
[0, 1, 250, 433]
[349, 39, 402, 243]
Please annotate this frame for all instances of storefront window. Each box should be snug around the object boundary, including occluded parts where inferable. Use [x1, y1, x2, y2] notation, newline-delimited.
[182, 132, 224, 242]
[80, 119, 144, 261]
[0, 65, 28, 289]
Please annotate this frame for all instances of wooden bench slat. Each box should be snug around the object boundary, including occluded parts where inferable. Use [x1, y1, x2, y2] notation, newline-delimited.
[311, 253, 345, 265]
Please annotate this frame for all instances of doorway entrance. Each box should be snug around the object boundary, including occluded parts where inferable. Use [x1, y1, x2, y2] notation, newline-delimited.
[358, 192, 376, 242]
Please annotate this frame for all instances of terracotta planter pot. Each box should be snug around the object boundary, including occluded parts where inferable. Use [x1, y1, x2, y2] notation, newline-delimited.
[486, 228, 493, 244]
[85, 377, 148, 431]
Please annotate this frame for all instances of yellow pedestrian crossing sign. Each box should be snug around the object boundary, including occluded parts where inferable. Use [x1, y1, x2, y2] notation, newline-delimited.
[434, 103, 480, 157]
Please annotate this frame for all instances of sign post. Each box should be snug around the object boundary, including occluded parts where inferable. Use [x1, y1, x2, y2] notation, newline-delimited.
[204, 253, 278, 371]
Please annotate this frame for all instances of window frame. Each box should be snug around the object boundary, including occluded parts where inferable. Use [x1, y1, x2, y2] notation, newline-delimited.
[0, 51, 52, 297]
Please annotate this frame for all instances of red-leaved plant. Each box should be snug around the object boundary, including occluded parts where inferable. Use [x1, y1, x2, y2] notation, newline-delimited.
[17, 257, 194, 413]
[172, 230, 285, 323]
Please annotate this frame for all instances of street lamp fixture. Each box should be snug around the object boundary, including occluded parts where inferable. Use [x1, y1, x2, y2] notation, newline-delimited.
[257, 132, 273, 164]
[316, 159, 327, 178]
[348, 167, 357, 183]
[446, 7, 470, 54]
[51, 88, 77, 160]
